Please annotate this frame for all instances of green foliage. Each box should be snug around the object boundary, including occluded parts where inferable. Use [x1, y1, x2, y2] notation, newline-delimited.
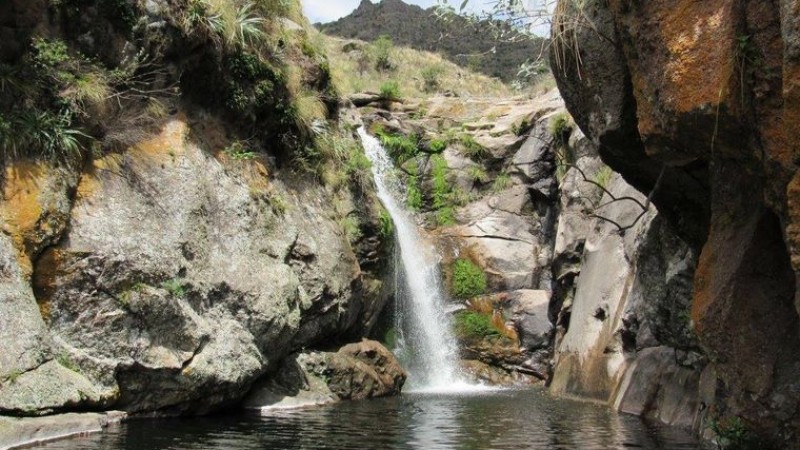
[456, 133, 487, 159]
[420, 64, 444, 92]
[467, 166, 489, 183]
[454, 310, 500, 339]
[709, 416, 762, 450]
[340, 215, 362, 243]
[4, 370, 23, 384]
[436, 206, 456, 226]
[429, 138, 447, 153]
[161, 279, 187, 298]
[492, 172, 512, 192]
[450, 258, 487, 299]
[31, 38, 70, 69]
[225, 141, 257, 160]
[57, 353, 80, 373]
[431, 154, 450, 209]
[549, 112, 573, 145]
[378, 209, 394, 238]
[511, 117, 530, 136]
[371, 35, 395, 71]
[379, 80, 401, 101]
[594, 166, 613, 189]
[377, 129, 418, 163]
[406, 179, 423, 210]
[2, 110, 89, 160]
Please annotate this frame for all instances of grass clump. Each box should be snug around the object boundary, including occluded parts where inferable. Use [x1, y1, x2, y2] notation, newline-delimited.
[376, 129, 418, 163]
[371, 35, 395, 71]
[429, 138, 447, 153]
[594, 166, 614, 189]
[420, 64, 444, 92]
[161, 279, 187, 298]
[406, 179, 423, 210]
[450, 258, 487, 299]
[455, 133, 487, 159]
[492, 172, 513, 192]
[378, 209, 394, 238]
[549, 112, 573, 145]
[379, 80, 401, 102]
[224, 140, 257, 160]
[454, 310, 501, 339]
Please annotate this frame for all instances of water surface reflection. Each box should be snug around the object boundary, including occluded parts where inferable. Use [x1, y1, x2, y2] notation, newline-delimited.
[31, 389, 705, 450]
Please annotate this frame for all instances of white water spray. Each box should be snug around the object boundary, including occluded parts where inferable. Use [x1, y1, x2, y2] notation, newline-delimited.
[358, 127, 472, 391]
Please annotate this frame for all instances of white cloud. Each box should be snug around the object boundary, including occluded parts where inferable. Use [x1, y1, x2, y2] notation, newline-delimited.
[301, 0, 473, 24]
[302, 0, 360, 23]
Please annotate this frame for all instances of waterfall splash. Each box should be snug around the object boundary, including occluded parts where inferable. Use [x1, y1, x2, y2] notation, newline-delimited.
[358, 127, 476, 392]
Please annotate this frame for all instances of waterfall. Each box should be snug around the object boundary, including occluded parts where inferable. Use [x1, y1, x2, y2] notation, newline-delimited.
[358, 127, 466, 391]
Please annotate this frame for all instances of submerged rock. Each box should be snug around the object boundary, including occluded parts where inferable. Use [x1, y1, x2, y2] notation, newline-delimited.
[242, 340, 406, 410]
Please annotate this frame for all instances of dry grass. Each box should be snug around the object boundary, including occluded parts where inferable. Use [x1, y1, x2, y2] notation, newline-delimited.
[319, 34, 514, 99]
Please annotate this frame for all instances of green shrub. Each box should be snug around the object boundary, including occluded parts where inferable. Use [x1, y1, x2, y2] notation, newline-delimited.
[371, 35, 395, 71]
[224, 141, 257, 160]
[457, 134, 487, 159]
[436, 206, 456, 226]
[467, 166, 489, 183]
[340, 215, 362, 243]
[377, 130, 417, 163]
[709, 416, 763, 450]
[450, 258, 486, 298]
[492, 172, 513, 192]
[379, 80, 401, 101]
[454, 311, 500, 339]
[421, 64, 444, 92]
[161, 279, 187, 298]
[594, 166, 614, 189]
[379, 209, 394, 238]
[406, 179, 423, 210]
[431, 154, 450, 209]
[549, 112, 573, 144]
[429, 138, 447, 153]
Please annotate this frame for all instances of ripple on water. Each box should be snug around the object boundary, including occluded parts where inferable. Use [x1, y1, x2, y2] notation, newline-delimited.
[28, 389, 706, 450]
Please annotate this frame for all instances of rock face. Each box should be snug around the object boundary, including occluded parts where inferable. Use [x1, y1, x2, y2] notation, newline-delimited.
[243, 340, 406, 410]
[553, 0, 800, 445]
[0, 116, 391, 416]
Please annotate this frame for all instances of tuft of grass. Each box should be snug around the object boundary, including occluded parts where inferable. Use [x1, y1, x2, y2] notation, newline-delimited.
[455, 133, 487, 159]
[406, 179, 423, 210]
[594, 166, 614, 189]
[467, 166, 489, 184]
[57, 353, 80, 373]
[379, 80, 401, 102]
[376, 129, 418, 163]
[161, 279, 187, 298]
[224, 140, 257, 160]
[429, 138, 447, 153]
[339, 215, 362, 243]
[431, 154, 450, 209]
[450, 258, 487, 299]
[549, 112, 573, 145]
[420, 64, 444, 92]
[436, 206, 456, 226]
[378, 209, 394, 238]
[492, 172, 512, 192]
[454, 310, 501, 339]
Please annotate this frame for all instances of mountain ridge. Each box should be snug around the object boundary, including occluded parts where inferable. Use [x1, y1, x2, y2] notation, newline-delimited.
[318, 0, 546, 83]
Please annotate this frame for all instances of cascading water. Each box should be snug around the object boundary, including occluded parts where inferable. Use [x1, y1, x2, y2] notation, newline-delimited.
[358, 127, 466, 391]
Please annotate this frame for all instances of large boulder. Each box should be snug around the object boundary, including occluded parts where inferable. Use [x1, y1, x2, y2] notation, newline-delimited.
[243, 340, 406, 410]
[0, 116, 391, 416]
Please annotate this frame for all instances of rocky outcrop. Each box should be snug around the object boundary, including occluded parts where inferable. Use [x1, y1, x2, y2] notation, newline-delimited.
[552, 0, 800, 445]
[243, 340, 406, 410]
[0, 115, 391, 416]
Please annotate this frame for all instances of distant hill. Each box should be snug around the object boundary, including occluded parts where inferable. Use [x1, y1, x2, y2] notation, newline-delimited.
[318, 0, 546, 83]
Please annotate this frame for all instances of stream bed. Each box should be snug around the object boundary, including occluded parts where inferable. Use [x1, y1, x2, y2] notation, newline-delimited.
[29, 388, 705, 449]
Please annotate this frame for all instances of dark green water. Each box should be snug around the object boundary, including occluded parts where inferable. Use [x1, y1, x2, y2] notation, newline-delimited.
[31, 389, 705, 449]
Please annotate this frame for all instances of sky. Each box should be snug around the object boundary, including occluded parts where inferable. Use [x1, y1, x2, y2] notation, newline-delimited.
[301, 0, 472, 24]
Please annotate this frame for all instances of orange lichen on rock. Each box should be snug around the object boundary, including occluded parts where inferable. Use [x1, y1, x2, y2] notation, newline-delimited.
[0, 162, 47, 274]
[660, 0, 736, 113]
[131, 117, 190, 160]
